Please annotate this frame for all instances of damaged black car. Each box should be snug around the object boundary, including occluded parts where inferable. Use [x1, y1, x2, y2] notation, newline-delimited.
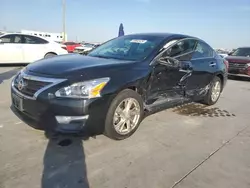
[11, 33, 228, 140]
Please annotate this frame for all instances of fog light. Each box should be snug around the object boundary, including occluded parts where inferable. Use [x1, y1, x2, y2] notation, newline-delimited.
[55, 115, 89, 124]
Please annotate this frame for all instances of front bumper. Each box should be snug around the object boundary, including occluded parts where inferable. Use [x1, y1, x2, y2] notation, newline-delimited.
[11, 85, 113, 134]
[228, 73, 250, 78]
[228, 65, 250, 77]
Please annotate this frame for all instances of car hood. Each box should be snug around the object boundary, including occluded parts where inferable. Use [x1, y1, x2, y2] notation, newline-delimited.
[226, 56, 250, 63]
[26, 54, 136, 77]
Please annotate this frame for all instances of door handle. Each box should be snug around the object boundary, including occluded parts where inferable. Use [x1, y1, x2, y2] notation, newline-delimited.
[209, 62, 216, 67]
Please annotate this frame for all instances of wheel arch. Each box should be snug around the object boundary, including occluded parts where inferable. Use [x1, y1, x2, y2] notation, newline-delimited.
[117, 84, 142, 96]
[44, 52, 57, 57]
[111, 71, 150, 100]
[215, 73, 224, 91]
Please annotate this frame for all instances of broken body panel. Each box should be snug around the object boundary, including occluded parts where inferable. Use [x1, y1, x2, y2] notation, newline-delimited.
[142, 37, 227, 113]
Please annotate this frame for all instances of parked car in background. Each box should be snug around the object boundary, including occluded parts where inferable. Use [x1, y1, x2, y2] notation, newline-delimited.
[226, 47, 250, 78]
[228, 49, 236, 55]
[0, 33, 68, 64]
[63, 41, 81, 53]
[73, 43, 100, 54]
[215, 49, 230, 58]
[11, 33, 227, 140]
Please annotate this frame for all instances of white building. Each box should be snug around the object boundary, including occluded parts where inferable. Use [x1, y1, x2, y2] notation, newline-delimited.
[21, 30, 67, 42]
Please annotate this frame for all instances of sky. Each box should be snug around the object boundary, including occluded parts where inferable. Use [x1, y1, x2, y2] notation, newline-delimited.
[0, 0, 250, 49]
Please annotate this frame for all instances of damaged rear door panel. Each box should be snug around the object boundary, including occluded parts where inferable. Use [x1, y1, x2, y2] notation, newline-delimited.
[185, 41, 218, 99]
[145, 37, 221, 112]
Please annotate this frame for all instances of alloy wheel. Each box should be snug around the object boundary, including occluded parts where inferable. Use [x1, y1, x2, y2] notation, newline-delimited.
[211, 81, 221, 102]
[113, 98, 141, 135]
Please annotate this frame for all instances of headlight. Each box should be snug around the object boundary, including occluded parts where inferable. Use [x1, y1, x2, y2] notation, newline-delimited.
[55, 77, 110, 99]
[14, 67, 25, 81]
[246, 63, 250, 67]
[18, 67, 26, 74]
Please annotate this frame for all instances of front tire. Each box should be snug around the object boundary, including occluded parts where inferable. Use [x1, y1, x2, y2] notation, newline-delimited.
[203, 76, 222, 105]
[104, 89, 144, 140]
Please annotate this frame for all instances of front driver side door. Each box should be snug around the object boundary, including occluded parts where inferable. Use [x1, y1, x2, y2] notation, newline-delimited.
[147, 38, 197, 102]
[0, 34, 24, 64]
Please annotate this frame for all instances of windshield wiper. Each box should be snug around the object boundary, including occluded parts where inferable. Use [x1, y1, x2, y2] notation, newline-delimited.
[91, 55, 112, 59]
[93, 55, 129, 60]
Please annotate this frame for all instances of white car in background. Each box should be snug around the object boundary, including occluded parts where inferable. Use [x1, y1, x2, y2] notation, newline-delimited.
[0, 33, 68, 64]
[215, 49, 230, 59]
[218, 53, 229, 58]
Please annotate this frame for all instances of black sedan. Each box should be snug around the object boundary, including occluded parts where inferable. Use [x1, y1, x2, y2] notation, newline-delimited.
[11, 33, 228, 140]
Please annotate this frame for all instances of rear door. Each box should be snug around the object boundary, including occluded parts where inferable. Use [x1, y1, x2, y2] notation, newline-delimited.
[185, 40, 216, 97]
[21, 35, 48, 62]
[0, 34, 24, 63]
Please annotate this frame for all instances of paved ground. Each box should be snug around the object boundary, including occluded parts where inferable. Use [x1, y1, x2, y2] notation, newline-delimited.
[0, 66, 250, 188]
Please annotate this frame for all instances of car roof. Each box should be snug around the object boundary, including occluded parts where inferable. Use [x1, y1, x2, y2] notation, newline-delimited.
[125, 32, 195, 39]
[123, 32, 214, 49]
[3, 32, 32, 36]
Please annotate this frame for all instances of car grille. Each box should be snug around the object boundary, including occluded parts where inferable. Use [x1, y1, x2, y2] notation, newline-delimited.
[228, 62, 247, 69]
[23, 79, 51, 97]
[14, 77, 52, 97]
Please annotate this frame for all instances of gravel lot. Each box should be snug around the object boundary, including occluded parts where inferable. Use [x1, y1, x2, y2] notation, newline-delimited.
[0, 66, 250, 188]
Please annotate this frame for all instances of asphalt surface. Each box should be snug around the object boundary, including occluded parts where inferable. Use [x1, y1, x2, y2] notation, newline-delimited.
[0, 66, 250, 188]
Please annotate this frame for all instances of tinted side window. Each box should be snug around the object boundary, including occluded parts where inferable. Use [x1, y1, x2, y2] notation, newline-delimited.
[0, 35, 22, 43]
[13, 35, 22, 43]
[0, 35, 13, 43]
[192, 41, 214, 59]
[162, 39, 197, 60]
[23, 35, 48, 44]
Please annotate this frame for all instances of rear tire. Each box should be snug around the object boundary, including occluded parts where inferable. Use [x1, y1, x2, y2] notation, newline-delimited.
[44, 53, 57, 58]
[104, 89, 144, 140]
[202, 76, 222, 105]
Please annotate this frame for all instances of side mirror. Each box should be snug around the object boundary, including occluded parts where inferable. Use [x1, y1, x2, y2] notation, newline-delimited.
[158, 57, 180, 68]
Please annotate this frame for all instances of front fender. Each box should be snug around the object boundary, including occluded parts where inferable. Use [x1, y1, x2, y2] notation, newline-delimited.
[102, 68, 151, 100]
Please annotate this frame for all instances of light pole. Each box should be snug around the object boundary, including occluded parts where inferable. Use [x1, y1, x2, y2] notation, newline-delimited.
[62, 0, 66, 42]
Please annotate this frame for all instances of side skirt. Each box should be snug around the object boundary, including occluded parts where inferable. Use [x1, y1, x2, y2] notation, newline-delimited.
[144, 93, 191, 115]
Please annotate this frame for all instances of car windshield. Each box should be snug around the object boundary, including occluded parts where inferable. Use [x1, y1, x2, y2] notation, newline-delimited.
[88, 35, 164, 61]
[231, 48, 250, 57]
